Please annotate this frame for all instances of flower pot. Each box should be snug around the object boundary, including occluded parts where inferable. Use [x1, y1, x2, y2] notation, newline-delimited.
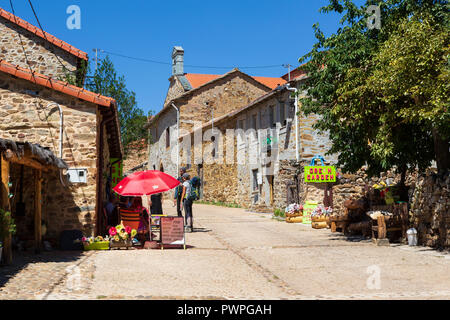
[286, 216, 303, 223]
[312, 221, 328, 229]
[312, 215, 327, 222]
[110, 239, 132, 249]
[83, 241, 110, 251]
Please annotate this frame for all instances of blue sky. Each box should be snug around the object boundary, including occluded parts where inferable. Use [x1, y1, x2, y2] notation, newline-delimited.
[2, 0, 345, 115]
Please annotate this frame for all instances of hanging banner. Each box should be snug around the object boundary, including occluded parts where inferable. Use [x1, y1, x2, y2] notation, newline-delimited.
[304, 166, 336, 183]
[110, 158, 123, 187]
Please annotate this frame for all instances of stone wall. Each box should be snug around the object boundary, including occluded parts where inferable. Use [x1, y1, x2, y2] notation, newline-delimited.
[163, 76, 186, 107]
[0, 72, 100, 237]
[410, 171, 450, 249]
[0, 16, 79, 80]
[123, 139, 148, 174]
[331, 168, 417, 214]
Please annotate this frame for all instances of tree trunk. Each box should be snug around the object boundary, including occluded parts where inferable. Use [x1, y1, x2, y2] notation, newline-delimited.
[399, 165, 407, 187]
[432, 128, 450, 174]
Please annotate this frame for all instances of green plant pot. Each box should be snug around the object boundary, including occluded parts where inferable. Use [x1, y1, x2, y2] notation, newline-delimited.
[83, 241, 110, 251]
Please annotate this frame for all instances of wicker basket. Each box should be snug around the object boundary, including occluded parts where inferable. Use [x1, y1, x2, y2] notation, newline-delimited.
[286, 212, 302, 218]
[312, 221, 328, 229]
[110, 239, 132, 249]
[312, 215, 328, 222]
[286, 216, 303, 223]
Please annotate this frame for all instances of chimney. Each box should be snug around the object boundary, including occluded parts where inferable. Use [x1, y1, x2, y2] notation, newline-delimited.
[172, 46, 184, 76]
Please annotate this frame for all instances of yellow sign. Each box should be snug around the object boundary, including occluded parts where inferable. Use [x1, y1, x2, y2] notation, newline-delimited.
[304, 166, 336, 183]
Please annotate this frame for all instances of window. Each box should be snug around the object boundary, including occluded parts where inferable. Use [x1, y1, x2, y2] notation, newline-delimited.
[211, 136, 216, 158]
[269, 105, 275, 128]
[280, 102, 286, 126]
[251, 114, 257, 129]
[239, 119, 244, 130]
[252, 169, 259, 191]
[165, 127, 170, 148]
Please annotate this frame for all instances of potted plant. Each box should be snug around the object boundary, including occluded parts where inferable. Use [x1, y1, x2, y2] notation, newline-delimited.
[311, 205, 333, 229]
[78, 235, 110, 251]
[109, 223, 137, 249]
[0, 209, 16, 261]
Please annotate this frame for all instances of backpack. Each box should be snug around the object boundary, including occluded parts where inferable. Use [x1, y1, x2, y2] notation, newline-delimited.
[176, 177, 184, 197]
[187, 176, 201, 201]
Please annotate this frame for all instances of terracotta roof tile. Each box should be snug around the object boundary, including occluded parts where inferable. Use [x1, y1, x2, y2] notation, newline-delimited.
[184, 73, 286, 90]
[0, 59, 115, 107]
[253, 76, 286, 89]
[184, 74, 221, 89]
[0, 7, 88, 61]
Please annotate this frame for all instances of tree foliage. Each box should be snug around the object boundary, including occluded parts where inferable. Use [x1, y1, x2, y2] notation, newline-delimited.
[85, 56, 150, 156]
[299, 0, 449, 176]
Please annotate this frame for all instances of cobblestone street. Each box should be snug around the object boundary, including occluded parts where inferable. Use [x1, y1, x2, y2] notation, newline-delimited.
[1, 203, 449, 300]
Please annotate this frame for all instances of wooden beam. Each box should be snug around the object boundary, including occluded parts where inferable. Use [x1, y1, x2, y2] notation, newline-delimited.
[1, 156, 12, 265]
[4, 150, 48, 172]
[34, 169, 42, 253]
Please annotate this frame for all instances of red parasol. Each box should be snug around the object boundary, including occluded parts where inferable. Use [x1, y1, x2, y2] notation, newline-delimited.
[113, 170, 180, 196]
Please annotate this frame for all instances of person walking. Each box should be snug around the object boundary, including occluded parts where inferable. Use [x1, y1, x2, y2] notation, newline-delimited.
[150, 192, 163, 215]
[180, 173, 194, 233]
[173, 167, 187, 217]
[104, 194, 119, 230]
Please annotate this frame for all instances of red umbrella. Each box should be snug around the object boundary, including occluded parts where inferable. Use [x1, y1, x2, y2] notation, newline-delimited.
[113, 170, 180, 196]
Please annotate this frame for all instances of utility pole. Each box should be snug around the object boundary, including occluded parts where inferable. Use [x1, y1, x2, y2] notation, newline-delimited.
[282, 64, 292, 82]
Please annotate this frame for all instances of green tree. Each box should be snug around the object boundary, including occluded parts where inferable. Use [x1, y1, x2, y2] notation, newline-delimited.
[85, 56, 151, 156]
[299, 0, 449, 177]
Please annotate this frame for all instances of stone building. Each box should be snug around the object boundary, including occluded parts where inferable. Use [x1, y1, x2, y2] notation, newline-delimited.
[176, 81, 337, 210]
[0, 7, 87, 85]
[0, 8, 121, 243]
[146, 46, 286, 181]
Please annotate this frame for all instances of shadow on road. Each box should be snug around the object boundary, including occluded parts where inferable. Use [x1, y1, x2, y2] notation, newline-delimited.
[192, 227, 211, 233]
[327, 233, 372, 243]
[0, 250, 84, 288]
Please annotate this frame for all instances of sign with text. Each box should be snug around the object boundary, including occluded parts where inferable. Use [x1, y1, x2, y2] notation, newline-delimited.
[304, 166, 336, 183]
[161, 216, 185, 246]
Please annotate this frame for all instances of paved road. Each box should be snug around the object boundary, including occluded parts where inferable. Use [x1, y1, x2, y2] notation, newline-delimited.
[1, 203, 450, 300]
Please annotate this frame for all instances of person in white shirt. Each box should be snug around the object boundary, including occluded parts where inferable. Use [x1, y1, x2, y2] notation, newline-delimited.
[180, 173, 193, 233]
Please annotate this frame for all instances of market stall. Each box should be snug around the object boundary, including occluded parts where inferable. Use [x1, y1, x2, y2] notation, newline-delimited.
[108, 170, 181, 250]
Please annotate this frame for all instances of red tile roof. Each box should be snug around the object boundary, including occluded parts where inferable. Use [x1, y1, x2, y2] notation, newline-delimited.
[184, 74, 220, 89]
[184, 73, 286, 90]
[281, 64, 309, 81]
[0, 7, 88, 61]
[0, 59, 115, 107]
[253, 76, 286, 89]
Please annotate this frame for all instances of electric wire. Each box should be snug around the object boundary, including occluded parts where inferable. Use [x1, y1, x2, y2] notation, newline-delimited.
[9, 0, 34, 76]
[100, 49, 284, 70]
[27, 0, 72, 75]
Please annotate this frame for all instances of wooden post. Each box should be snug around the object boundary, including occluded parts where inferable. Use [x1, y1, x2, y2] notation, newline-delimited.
[34, 169, 42, 253]
[399, 202, 408, 241]
[331, 221, 337, 232]
[377, 216, 387, 239]
[1, 156, 12, 264]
